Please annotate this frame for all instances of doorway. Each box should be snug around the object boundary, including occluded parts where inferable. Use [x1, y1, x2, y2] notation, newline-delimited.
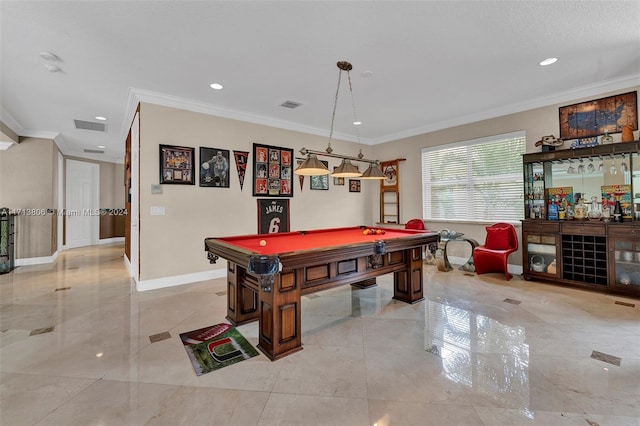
[65, 159, 99, 248]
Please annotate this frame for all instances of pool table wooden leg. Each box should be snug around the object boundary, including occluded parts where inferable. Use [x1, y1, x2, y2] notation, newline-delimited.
[225, 263, 259, 326]
[256, 268, 303, 360]
[392, 247, 425, 304]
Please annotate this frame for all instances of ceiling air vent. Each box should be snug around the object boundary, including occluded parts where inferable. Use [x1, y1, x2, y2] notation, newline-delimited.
[83, 149, 104, 154]
[74, 119, 107, 132]
[280, 100, 302, 109]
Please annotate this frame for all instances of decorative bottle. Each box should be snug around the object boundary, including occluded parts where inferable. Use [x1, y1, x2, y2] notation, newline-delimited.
[602, 203, 611, 223]
[613, 196, 623, 222]
[588, 196, 601, 221]
[574, 198, 585, 220]
[621, 124, 634, 142]
[600, 130, 613, 145]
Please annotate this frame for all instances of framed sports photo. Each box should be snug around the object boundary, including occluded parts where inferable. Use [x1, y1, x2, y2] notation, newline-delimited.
[199, 147, 230, 187]
[252, 143, 294, 197]
[159, 145, 195, 185]
[349, 179, 361, 193]
[310, 161, 329, 190]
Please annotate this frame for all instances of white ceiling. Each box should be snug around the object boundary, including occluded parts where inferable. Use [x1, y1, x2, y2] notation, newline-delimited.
[1, 1, 639, 163]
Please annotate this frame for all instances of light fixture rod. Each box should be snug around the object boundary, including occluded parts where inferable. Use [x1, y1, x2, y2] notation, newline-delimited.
[299, 148, 378, 165]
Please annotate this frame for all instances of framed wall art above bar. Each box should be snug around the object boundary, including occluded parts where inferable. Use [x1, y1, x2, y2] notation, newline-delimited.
[159, 144, 195, 185]
[559, 91, 637, 140]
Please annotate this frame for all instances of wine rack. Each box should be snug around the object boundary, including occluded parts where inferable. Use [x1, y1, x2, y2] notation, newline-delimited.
[561, 234, 608, 285]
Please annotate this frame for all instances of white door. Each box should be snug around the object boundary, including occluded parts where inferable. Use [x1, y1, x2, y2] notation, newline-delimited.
[66, 160, 99, 248]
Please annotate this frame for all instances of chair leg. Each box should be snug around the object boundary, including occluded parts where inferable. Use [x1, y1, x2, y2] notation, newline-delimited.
[504, 258, 512, 280]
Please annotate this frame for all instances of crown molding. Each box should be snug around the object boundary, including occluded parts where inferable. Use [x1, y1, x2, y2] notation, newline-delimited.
[372, 74, 640, 144]
[122, 87, 368, 145]
[0, 107, 25, 136]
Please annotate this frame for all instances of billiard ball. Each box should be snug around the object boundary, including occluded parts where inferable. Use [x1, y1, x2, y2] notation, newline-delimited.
[259, 239, 267, 247]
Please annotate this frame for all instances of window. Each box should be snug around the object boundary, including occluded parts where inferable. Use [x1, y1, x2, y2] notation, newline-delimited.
[421, 131, 525, 222]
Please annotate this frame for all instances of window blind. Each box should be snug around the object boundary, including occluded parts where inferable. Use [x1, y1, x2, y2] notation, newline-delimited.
[421, 131, 526, 221]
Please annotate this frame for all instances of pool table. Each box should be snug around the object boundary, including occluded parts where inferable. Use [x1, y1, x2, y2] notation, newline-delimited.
[204, 226, 438, 360]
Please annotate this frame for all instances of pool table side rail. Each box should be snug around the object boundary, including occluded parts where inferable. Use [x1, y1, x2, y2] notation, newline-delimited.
[204, 231, 438, 270]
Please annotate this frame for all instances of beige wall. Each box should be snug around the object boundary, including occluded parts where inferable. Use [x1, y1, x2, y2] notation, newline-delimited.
[138, 102, 376, 280]
[371, 86, 640, 263]
[0, 137, 56, 258]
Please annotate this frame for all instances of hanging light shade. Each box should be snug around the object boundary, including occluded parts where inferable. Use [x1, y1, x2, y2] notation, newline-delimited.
[332, 159, 361, 177]
[294, 154, 330, 176]
[360, 162, 386, 179]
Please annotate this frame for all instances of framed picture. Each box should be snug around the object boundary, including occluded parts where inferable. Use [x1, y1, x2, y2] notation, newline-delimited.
[199, 147, 230, 187]
[253, 143, 294, 197]
[559, 91, 637, 139]
[332, 167, 345, 186]
[160, 144, 194, 184]
[310, 161, 329, 190]
[257, 199, 290, 234]
[349, 179, 361, 193]
[380, 160, 399, 190]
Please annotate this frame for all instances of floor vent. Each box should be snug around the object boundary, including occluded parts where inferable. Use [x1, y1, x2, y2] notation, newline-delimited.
[74, 119, 107, 132]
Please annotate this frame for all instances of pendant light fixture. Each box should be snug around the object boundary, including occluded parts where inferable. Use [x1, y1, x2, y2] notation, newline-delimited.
[295, 61, 385, 179]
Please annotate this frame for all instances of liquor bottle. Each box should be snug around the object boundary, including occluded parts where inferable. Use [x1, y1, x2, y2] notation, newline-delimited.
[548, 200, 558, 221]
[600, 130, 613, 145]
[613, 196, 623, 222]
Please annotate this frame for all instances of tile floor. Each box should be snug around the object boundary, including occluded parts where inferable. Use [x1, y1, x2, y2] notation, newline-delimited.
[1, 243, 639, 425]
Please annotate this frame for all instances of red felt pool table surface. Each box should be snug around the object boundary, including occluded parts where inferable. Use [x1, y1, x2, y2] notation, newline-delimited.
[213, 226, 427, 255]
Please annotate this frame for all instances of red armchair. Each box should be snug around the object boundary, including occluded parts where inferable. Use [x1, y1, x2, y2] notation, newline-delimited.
[405, 219, 426, 230]
[472, 222, 518, 280]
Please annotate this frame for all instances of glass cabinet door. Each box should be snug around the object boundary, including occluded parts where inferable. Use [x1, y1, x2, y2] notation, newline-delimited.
[524, 162, 545, 219]
[526, 234, 558, 277]
[611, 239, 640, 289]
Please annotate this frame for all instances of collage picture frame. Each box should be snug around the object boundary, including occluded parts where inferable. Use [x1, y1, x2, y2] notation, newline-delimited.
[159, 144, 195, 185]
[253, 143, 294, 197]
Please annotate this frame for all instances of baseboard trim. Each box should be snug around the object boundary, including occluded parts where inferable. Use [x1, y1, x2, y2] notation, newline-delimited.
[99, 237, 125, 245]
[15, 251, 59, 266]
[136, 268, 227, 292]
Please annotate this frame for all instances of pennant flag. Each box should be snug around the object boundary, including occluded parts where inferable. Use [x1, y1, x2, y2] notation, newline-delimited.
[233, 151, 249, 190]
[297, 159, 305, 191]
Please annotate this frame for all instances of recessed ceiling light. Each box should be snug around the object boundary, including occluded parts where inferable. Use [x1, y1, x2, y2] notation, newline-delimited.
[353, 121, 362, 126]
[44, 63, 61, 73]
[39, 51, 59, 61]
[539, 57, 558, 66]
[95, 116, 107, 121]
[209, 83, 223, 90]
[97, 145, 106, 149]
